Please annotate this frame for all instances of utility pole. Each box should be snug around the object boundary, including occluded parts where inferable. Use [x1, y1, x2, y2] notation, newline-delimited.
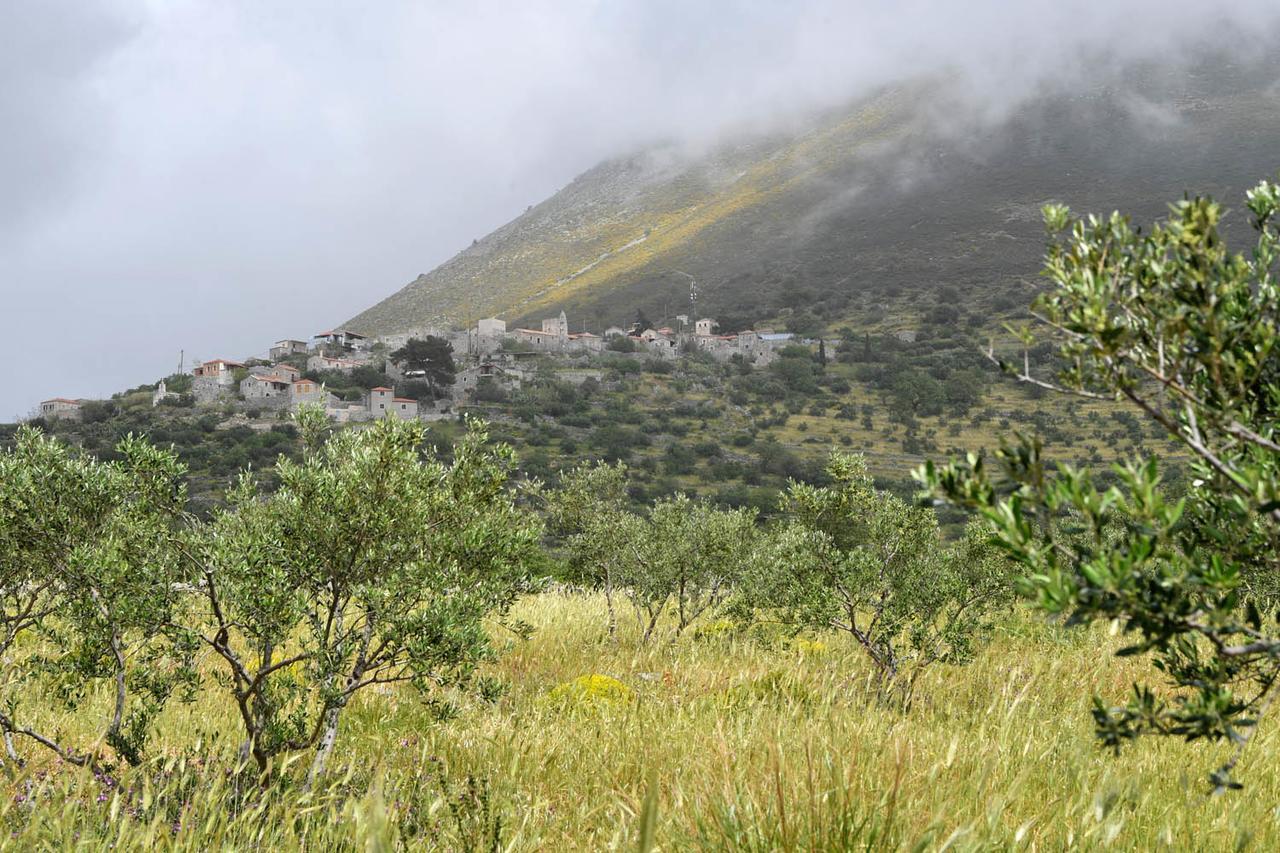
[672, 270, 697, 317]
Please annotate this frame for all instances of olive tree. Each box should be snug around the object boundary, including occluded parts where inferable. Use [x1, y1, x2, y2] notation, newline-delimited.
[544, 462, 630, 637]
[620, 495, 758, 641]
[745, 451, 1012, 699]
[191, 410, 539, 783]
[0, 428, 195, 767]
[548, 471, 757, 641]
[921, 179, 1280, 789]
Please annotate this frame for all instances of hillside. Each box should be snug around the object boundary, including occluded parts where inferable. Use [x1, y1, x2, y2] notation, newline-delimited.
[344, 55, 1280, 338]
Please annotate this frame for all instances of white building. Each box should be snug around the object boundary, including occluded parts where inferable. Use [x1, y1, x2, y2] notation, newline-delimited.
[151, 381, 177, 408]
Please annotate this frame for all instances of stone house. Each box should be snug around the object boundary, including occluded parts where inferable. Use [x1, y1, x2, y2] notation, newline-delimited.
[695, 318, 718, 337]
[639, 329, 678, 359]
[362, 387, 418, 419]
[514, 312, 603, 353]
[192, 358, 243, 382]
[463, 318, 508, 357]
[366, 387, 396, 417]
[240, 373, 292, 408]
[692, 333, 741, 360]
[40, 398, 81, 420]
[542, 311, 569, 337]
[388, 397, 419, 419]
[307, 354, 360, 374]
[477, 318, 506, 337]
[454, 359, 530, 398]
[513, 327, 563, 351]
[313, 329, 367, 351]
[192, 358, 244, 404]
[376, 326, 450, 353]
[269, 339, 309, 361]
[290, 378, 333, 409]
[569, 331, 604, 352]
[734, 331, 771, 365]
[515, 311, 570, 350]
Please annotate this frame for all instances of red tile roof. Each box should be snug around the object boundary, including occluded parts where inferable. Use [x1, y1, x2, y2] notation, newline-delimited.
[370, 386, 393, 392]
[42, 397, 80, 405]
[392, 397, 417, 403]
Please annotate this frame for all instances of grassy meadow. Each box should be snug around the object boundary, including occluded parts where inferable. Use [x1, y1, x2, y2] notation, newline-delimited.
[2, 592, 1275, 850]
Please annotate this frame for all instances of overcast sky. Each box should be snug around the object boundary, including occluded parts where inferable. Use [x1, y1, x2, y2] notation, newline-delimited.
[3, 1, 1279, 419]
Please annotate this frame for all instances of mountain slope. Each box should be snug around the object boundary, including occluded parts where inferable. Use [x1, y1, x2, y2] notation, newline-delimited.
[345, 57, 1280, 336]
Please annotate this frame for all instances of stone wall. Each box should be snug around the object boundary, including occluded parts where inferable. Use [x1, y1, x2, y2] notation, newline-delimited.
[193, 375, 234, 405]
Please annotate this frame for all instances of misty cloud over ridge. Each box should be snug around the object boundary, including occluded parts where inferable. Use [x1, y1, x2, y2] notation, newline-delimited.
[3, 0, 1280, 418]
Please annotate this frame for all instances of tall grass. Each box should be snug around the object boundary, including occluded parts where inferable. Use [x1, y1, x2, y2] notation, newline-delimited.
[2, 593, 1274, 849]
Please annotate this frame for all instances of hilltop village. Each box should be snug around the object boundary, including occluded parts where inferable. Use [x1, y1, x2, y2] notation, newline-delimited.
[37, 313, 799, 424]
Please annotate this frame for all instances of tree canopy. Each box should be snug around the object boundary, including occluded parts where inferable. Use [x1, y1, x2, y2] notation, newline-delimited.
[390, 336, 457, 398]
[192, 408, 539, 781]
[921, 177, 1280, 790]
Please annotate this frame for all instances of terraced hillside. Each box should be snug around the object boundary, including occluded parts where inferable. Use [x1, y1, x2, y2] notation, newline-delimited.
[345, 56, 1280, 338]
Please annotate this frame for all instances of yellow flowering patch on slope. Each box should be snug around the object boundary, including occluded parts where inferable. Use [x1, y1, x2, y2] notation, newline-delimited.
[547, 674, 634, 710]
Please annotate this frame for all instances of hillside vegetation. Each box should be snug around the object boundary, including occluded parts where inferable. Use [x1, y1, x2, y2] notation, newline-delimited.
[13, 329, 1176, 525]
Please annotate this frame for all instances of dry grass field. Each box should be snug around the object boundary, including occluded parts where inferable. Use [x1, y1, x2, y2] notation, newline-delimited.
[2, 593, 1275, 850]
